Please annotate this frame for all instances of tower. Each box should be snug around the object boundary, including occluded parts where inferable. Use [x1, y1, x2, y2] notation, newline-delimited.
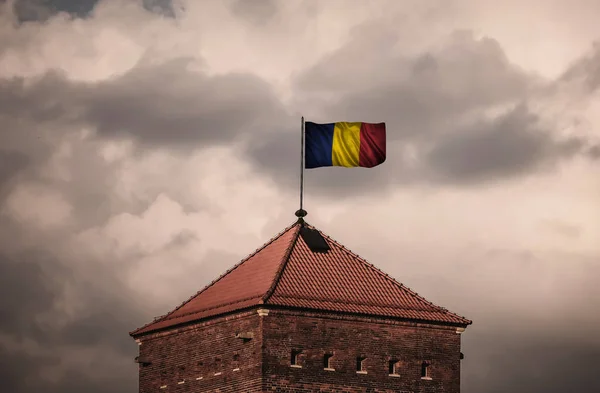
[130, 220, 471, 392]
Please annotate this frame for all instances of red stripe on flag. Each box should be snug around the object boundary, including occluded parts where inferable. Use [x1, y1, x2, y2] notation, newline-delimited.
[359, 123, 386, 167]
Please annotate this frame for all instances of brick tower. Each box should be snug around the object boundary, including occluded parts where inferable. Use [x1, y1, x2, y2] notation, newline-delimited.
[130, 220, 471, 393]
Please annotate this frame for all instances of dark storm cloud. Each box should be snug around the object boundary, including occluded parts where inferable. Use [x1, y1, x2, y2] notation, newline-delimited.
[0, 70, 76, 122]
[0, 345, 58, 393]
[0, 219, 142, 393]
[426, 105, 585, 183]
[0, 149, 28, 189]
[0, 58, 289, 148]
[0, 250, 59, 339]
[7, 0, 175, 22]
[294, 29, 534, 126]
[0, 344, 136, 393]
[464, 329, 600, 393]
[10, 0, 99, 22]
[84, 59, 288, 146]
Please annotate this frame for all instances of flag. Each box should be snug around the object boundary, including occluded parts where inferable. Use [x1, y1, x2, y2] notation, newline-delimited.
[304, 122, 386, 168]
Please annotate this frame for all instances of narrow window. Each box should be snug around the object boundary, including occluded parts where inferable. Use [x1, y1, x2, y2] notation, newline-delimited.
[389, 359, 400, 375]
[323, 353, 334, 370]
[291, 350, 302, 367]
[421, 361, 431, 379]
[356, 356, 367, 373]
[232, 354, 240, 371]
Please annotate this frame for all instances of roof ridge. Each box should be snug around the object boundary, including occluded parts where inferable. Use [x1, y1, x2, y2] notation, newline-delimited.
[130, 220, 300, 335]
[310, 224, 471, 325]
[261, 222, 302, 304]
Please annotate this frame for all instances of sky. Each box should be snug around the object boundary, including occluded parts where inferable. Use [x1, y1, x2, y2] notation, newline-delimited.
[0, 0, 599, 392]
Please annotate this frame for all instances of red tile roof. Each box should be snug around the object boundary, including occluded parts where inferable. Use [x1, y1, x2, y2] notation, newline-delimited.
[131, 221, 471, 336]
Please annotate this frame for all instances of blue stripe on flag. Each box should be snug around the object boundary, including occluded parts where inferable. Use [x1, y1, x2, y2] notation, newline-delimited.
[305, 122, 334, 168]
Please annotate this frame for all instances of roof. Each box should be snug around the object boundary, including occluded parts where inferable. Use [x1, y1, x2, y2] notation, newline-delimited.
[131, 220, 471, 337]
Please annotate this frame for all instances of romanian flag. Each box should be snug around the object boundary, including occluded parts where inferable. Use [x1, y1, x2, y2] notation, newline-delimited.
[304, 122, 386, 168]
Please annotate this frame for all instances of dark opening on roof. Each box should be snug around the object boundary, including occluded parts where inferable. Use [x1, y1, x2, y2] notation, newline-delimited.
[300, 226, 330, 253]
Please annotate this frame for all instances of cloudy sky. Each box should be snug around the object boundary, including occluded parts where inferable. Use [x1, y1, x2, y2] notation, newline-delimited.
[1, 0, 599, 392]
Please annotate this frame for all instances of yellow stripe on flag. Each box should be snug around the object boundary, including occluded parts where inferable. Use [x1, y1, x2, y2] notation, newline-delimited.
[332, 122, 361, 167]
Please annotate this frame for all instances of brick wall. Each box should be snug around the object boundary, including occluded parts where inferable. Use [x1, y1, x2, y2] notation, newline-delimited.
[134, 308, 463, 393]
[262, 309, 462, 393]
[135, 310, 263, 393]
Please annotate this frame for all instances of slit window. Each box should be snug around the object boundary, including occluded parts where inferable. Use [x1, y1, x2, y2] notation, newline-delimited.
[389, 359, 400, 375]
[324, 353, 333, 369]
[291, 350, 302, 366]
[421, 361, 431, 379]
[356, 357, 366, 372]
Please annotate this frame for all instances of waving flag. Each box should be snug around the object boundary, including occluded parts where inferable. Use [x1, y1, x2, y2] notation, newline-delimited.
[304, 122, 386, 169]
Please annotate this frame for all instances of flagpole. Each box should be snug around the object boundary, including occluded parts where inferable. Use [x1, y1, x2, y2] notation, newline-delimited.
[295, 116, 307, 221]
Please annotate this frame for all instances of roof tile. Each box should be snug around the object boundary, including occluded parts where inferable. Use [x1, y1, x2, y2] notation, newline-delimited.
[131, 221, 471, 336]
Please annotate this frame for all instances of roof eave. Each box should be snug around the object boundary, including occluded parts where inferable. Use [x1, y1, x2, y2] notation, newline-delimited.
[261, 303, 472, 329]
[130, 304, 264, 338]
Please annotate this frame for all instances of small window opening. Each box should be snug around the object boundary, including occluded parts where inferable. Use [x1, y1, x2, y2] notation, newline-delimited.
[232, 353, 241, 371]
[421, 361, 431, 379]
[389, 359, 400, 375]
[291, 350, 302, 367]
[356, 356, 366, 372]
[324, 353, 334, 369]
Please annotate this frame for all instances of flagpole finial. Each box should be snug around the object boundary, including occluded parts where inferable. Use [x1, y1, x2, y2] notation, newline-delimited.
[295, 209, 307, 219]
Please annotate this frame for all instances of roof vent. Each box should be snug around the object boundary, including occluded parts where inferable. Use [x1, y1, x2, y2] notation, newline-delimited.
[300, 227, 330, 253]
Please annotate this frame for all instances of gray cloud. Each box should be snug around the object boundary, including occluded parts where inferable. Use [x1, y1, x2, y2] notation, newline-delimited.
[230, 0, 278, 25]
[84, 59, 288, 147]
[0, 218, 142, 393]
[0, 149, 28, 189]
[6, 0, 175, 22]
[9, 0, 99, 22]
[294, 29, 535, 127]
[464, 330, 600, 393]
[588, 144, 600, 159]
[559, 42, 600, 92]
[425, 105, 585, 184]
[0, 59, 289, 149]
[141, 0, 176, 17]
[246, 29, 594, 196]
[0, 250, 59, 339]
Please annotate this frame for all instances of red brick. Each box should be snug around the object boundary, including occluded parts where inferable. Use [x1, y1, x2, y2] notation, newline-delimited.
[134, 308, 464, 393]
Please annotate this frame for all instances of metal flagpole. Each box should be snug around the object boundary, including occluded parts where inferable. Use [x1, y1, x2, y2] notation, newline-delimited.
[295, 116, 307, 221]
